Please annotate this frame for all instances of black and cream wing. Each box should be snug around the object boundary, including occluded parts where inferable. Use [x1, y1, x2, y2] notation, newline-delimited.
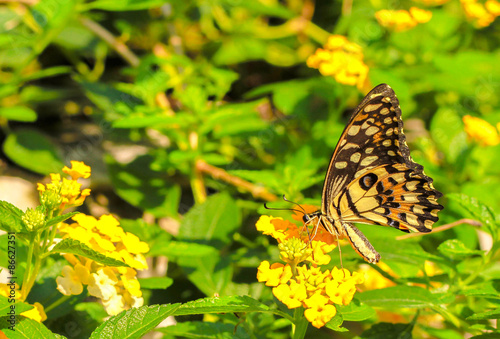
[322, 83, 443, 233]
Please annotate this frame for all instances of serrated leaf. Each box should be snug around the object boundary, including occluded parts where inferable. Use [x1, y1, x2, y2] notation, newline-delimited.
[44, 212, 80, 228]
[447, 193, 498, 237]
[0, 316, 57, 339]
[360, 322, 413, 339]
[357, 286, 437, 309]
[338, 299, 376, 321]
[172, 296, 270, 316]
[437, 239, 484, 260]
[89, 304, 181, 339]
[138, 277, 173, 290]
[0, 200, 24, 233]
[3, 129, 64, 175]
[51, 239, 129, 267]
[467, 308, 500, 320]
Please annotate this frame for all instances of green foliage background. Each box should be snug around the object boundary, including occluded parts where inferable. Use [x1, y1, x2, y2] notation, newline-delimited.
[1, 0, 500, 337]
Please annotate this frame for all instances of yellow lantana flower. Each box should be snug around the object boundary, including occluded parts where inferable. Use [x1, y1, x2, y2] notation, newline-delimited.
[56, 264, 90, 295]
[256, 215, 364, 328]
[20, 302, 47, 322]
[307, 35, 369, 91]
[463, 115, 500, 146]
[62, 160, 91, 180]
[37, 162, 92, 209]
[375, 7, 432, 32]
[461, 0, 500, 27]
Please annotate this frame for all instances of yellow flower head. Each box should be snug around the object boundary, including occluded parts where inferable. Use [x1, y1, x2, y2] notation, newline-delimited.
[56, 264, 90, 295]
[461, 0, 498, 27]
[256, 214, 364, 328]
[307, 35, 369, 91]
[375, 7, 432, 32]
[463, 115, 500, 146]
[37, 162, 92, 210]
[63, 161, 91, 180]
[20, 302, 47, 323]
[303, 293, 337, 328]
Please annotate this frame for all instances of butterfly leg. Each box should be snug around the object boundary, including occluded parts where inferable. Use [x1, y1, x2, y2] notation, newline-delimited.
[342, 222, 380, 264]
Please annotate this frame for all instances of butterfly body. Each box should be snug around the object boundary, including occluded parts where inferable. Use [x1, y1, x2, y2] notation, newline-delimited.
[305, 84, 443, 264]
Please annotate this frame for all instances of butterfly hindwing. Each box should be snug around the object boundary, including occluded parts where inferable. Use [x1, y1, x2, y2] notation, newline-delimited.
[336, 164, 442, 233]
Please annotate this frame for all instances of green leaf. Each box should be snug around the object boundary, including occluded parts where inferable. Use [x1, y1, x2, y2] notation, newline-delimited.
[437, 239, 484, 260]
[84, 0, 170, 11]
[326, 312, 348, 332]
[0, 316, 59, 338]
[44, 212, 80, 229]
[467, 308, 500, 320]
[0, 296, 34, 315]
[3, 129, 64, 175]
[337, 299, 376, 321]
[0, 106, 37, 122]
[200, 100, 269, 137]
[51, 239, 129, 267]
[178, 192, 241, 247]
[156, 321, 248, 338]
[89, 303, 181, 339]
[172, 296, 270, 316]
[357, 286, 437, 309]
[138, 277, 173, 290]
[106, 155, 181, 218]
[178, 254, 233, 296]
[0, 200, 24, 233]
[430, 108, 468, 164]
[421, 326, 464, 339]
[360, 322, 414, 339]
[149, 240, 218, 259]
[461, 281, 500, 299]
[447, 193, 498, 237]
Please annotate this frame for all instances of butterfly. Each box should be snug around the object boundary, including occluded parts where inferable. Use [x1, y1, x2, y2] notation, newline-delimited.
[303, 84, 443, 264]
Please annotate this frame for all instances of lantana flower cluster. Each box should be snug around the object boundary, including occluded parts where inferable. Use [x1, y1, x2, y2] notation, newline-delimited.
[307, 35, 369, 91]
[463, 115, 500, 146]
[375, 7, 432, 32]
[37, 161, 91, 210]
[56, 213, 149, 316]
[460, 0, 500, 27]
[256, 212, 364, 328]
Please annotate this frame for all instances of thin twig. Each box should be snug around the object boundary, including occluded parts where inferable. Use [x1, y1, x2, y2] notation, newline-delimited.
[79, 16, 140, 67]
[196, 160, 279, 202]
[396, 219, 482, 240]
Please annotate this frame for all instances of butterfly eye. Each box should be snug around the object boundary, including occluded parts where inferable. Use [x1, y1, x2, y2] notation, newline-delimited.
[302, 214, 311, 223]
[360, 173, 378, 190]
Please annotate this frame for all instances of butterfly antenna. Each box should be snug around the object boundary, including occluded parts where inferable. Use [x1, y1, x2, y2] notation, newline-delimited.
[263, 203, 304, 215]
[282, 195, 307, 215]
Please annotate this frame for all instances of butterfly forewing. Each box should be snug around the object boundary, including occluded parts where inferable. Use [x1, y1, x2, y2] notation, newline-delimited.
[315, 83, 443, 263]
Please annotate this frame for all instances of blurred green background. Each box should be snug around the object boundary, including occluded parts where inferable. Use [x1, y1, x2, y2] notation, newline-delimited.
[1, 0, 500, 337]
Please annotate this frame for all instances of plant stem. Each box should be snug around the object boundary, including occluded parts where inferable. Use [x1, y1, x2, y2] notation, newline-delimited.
[44, 295, 71, 313]
[292, 307, 308, 339]
[195, 160, 278, 202]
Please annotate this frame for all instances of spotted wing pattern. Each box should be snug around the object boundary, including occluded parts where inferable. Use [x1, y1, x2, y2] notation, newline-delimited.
[317, 84, 443, 263]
